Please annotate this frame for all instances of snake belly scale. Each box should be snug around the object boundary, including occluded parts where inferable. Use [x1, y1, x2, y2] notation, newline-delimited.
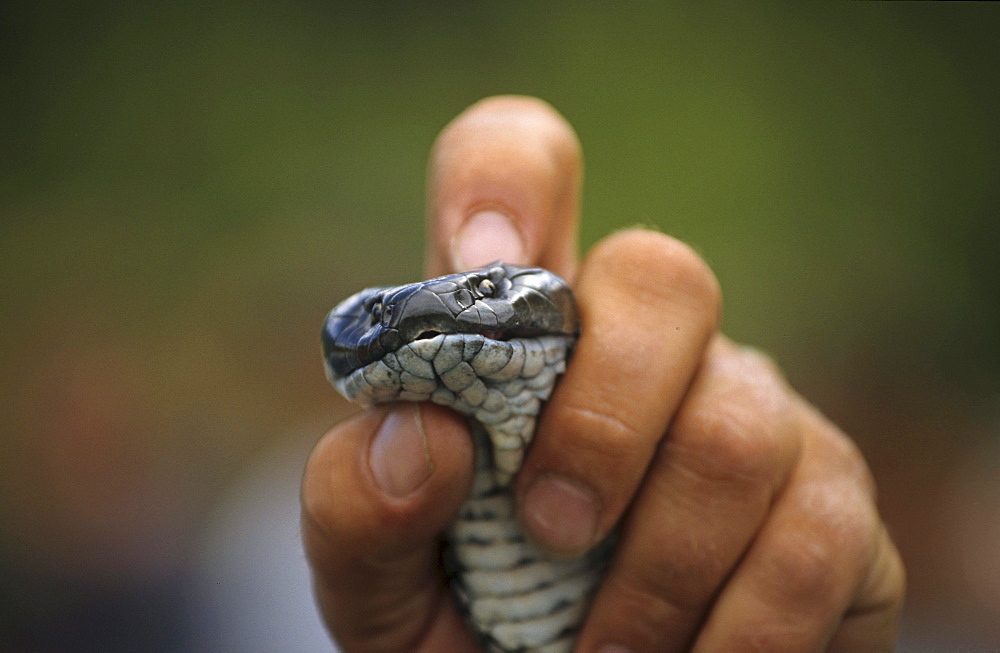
[322, 262, 612, 652]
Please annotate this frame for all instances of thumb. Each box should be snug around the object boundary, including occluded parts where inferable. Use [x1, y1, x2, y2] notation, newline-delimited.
[301, 403, 480, 652]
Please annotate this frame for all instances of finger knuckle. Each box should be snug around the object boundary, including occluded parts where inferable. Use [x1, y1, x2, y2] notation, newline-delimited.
[733, 344, 784, 381]
[659, 237, 723, 319]
[720, 343, 791, 407]
[812, 483, 879, 557]
[764, 526, 842, 604]
[767, 484, 880, 603]
[437, 96, 581, 174]
[597, 571, 702, 643]
[645, 530, 728, 611]
[493, 96, 582, 168]
[672, 399, 785, 490]
[556, 401, 646, 462]
[831, 429, 878, 499]
[801, 403, 878, 499]
[884, 541, 908, 608]
[666, 340, 801, 491]
[737, 619, 816, 652]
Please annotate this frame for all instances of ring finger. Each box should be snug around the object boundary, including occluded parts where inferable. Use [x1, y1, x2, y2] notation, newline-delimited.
[577, 338, 803, 652]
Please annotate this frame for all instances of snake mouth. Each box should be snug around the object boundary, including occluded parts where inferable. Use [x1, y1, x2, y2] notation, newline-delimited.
[414, 328, 544, 342]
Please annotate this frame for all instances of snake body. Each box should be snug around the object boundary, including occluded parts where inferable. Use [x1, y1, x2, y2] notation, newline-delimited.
[322, 262, 610, 652]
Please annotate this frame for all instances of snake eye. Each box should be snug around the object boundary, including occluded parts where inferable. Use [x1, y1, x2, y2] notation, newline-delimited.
[370, 302, 382, 326]
[477, 278, 495, 297]
[379, 303, 393, 327]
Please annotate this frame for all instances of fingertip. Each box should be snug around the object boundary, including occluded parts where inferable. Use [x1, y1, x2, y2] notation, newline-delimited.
[425, 95, 582, 278]
[434, 96, 581, 174]
[583, 228, 722, 327]
[302, 403, 473, 559]
[519, 473, 601, 556]
[372, 402, 474, 523]
[369, 404, 436, 499]
[417, 403, 477, 512]
[301, 404, 475, 649]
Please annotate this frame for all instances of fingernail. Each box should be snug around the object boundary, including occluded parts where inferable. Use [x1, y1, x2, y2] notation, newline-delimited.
[451, 208, 526, 270]
[522, 475, 599, 553]
[370, 405, 433, 498]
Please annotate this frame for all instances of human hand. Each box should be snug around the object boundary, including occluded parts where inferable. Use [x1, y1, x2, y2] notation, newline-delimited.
[301, 96, 905, 652]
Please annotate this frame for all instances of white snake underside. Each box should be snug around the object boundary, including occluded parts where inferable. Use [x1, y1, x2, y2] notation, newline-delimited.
[333, 332, 608, 652]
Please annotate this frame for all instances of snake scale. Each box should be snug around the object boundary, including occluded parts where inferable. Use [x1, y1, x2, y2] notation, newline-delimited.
[322, 262, 613, 652]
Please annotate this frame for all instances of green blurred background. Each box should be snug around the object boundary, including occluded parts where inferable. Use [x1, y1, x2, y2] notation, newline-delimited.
[3, 2, 998, 651]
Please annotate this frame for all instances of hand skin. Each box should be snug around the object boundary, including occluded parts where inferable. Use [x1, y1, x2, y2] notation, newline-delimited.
[301, 96, 905, 652]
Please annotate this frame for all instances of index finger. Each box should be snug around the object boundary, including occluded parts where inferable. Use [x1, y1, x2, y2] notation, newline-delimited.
[424, 95, 582, 278]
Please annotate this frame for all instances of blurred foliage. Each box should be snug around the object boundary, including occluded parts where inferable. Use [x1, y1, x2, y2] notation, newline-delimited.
[1, 2, 998, 649]
[3, 3, 997, 391]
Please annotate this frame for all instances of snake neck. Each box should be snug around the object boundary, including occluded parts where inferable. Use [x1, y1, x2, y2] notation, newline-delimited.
[335, 332, 573, 486]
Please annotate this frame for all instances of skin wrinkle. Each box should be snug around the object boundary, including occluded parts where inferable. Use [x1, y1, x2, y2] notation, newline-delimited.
[667, 403, 794, 494]
[674, 340, 801, 493]
[850, 527, 905, 614]
[595, 573, 700, 647]
[627, 521, 729, 614]
[554, 403, 647, 461]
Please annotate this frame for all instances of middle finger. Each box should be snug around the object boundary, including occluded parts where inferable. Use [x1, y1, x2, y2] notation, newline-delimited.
[577, 339, 802, 651]
[515, 228, 721, 556]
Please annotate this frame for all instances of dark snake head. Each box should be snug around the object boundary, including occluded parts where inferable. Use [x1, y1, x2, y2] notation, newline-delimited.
[322, 262, 577, 379]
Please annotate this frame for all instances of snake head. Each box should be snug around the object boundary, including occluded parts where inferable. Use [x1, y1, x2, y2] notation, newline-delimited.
[321, 262, 577, 380]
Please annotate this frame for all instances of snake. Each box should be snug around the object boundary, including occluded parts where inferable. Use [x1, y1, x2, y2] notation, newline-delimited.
[321, 262, 613, 652]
